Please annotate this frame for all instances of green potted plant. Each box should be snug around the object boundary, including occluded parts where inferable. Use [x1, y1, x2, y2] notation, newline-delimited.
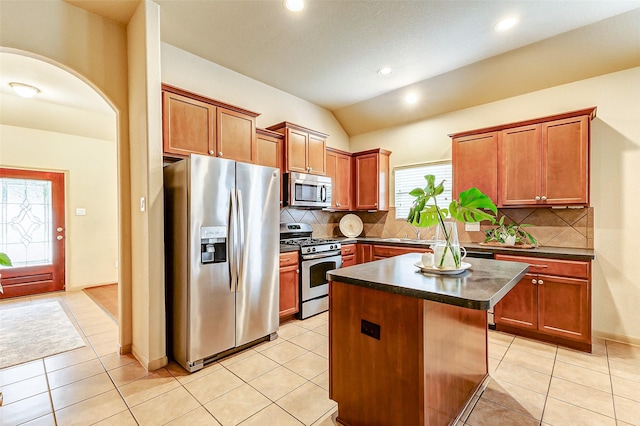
[483, 216, 538, 247]
[407, 175, 497, 268]
[0, 253, 11, 267]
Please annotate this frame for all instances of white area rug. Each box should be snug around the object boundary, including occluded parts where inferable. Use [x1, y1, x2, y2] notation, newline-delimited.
[0, 301, 86, 369]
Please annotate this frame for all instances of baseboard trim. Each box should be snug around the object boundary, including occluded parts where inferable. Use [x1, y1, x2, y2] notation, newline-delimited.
[594, 330, 640, 347]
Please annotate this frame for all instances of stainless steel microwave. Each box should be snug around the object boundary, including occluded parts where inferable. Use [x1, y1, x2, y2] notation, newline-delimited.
[283, 172, 332, 208]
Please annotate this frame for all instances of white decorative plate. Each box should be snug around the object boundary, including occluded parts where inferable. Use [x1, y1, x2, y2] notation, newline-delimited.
[339, 214, 364, 237]
[414, 261, 472, 275]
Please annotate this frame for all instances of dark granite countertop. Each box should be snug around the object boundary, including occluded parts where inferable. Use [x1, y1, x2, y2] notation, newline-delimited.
[279, 244, 299, 253]
[327, 253, 529, 311]
[333, 237, 594, 261]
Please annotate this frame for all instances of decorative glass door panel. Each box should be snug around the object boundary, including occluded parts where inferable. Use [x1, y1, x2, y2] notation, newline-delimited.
[0, 168, 65, 298]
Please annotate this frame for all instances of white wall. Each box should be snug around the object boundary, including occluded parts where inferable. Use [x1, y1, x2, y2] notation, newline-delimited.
[160, 43, 350, 152]
[350, 67, 640, 343]
[0, 124, 118, 291]
[127, 0, 166, 371]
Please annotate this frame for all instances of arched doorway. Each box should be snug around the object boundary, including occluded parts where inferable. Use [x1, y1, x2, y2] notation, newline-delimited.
[0, 50, 124, 345]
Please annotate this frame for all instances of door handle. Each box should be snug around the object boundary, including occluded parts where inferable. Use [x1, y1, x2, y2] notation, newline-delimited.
[56, 235, 63, 240]
[57, 227, 64, 232]
[320, 186, 326, 202]
[230, 190, 238, 293]
[236, 189, 245, 292]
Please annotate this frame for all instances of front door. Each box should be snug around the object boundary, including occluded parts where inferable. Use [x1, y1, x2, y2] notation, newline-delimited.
[0, 168, 65, 298]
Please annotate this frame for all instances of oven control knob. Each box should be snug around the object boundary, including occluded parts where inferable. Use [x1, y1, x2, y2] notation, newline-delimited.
[330, 245, 334, 250]
[312, 247, 316, 252]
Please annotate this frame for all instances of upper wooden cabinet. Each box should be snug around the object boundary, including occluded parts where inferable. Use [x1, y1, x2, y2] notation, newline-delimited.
[266, 122, 328, 176]
[162, 90, 215, 157]
[326, 148, 352, 211]
[162, 84, 259, 163]
[256, 128, 284, 204]
[452, 132, 498, 203]
[255, 128, 284, 170]
[353, 148, 391, 211]
[450, 107, 596, 207]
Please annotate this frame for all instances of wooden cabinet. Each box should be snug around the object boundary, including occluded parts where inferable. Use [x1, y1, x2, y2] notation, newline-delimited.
[356, 243, 374, 264]
[162, 90, 215, 157]
[452, 132, 498, 202]
[341, 244, 356, 267]
[162, 84, 259, 163]
[256, 128, 284, 169]
[499, 114, 590, 206]
[449, 107, 595, 207]
[326, 148, 352, 210]
[279, 252, 299, 319]
[266, 122, 328, 175]
[494, 254, 591, 352]
[256, 128, 284, 204]
[355, 243, 429, 263]
[372, 245, 430, 261]
[353, 148, 391, 211]
[216, 108, 257, 163]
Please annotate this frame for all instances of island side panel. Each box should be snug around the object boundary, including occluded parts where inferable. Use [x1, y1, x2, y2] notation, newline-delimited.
[329, 280, 424, 426]
[422, 299, 488, 425]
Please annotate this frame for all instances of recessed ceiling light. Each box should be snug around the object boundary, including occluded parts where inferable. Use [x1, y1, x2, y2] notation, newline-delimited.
[9, 82, 40, 98]
[378, 67, 394, 76]
[284, 0, 304, 12]
[495, 17, 518, 32]
[405, 93, 418, 105]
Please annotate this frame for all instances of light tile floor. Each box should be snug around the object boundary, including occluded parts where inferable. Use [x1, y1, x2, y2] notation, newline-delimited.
[0, 291, 639, 425]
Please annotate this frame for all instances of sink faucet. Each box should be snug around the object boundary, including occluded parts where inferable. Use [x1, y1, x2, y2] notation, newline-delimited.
[415, 228, 421, 240]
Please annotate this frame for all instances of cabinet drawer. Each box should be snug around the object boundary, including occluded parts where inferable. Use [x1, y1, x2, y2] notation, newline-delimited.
[495, 254, 589, 279]
[341, 244, 356, 256]
[279, 252, 299, 267]
[373, 245, 429, 258]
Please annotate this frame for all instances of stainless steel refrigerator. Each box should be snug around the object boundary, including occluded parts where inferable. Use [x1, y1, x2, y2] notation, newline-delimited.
[164, 154, 280, 372]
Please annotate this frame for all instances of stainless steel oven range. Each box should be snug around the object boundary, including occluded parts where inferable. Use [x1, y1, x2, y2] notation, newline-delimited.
[280, 223, 342, 319]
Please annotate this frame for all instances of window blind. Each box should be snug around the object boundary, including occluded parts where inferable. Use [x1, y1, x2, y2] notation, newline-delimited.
[394, 161, 452, 220]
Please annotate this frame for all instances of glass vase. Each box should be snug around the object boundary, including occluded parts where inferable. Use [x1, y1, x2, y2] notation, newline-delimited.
[432, 220, 464, 269]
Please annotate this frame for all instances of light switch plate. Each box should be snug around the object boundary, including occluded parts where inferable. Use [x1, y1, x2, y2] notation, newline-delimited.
[465, 222, 480, 232]
[75, 208, 86, 216]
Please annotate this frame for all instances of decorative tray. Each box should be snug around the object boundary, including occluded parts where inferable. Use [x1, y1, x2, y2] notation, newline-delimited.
[414, 261, 472, 275]
[339, 214, 363, 237]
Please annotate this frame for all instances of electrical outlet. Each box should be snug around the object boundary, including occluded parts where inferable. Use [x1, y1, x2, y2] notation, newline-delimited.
[465, 222, 480, 232]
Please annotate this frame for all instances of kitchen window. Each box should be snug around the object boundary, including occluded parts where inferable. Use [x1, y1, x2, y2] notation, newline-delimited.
[394, 161, 452, 220]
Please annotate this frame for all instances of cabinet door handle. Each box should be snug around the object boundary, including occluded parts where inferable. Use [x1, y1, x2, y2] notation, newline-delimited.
[538, 279, 544, 285]
[209, 150, 214, 155]
[532, 279, 538, 284]
[296, 269, 299, 273]
[374, 202, 377, 206]
[219, 152, 223, 157]
[541, 195, 547, 201]
[529, 264, 548, 269]
[535, 196, 541, 201]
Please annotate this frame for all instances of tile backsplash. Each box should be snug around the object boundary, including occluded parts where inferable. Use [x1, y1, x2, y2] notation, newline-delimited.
[280, 206, 593, 249]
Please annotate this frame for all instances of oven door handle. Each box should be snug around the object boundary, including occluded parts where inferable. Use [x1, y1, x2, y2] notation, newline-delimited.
[302, 250, 342, 260]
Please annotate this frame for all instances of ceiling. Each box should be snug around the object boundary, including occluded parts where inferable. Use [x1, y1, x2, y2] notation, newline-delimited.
[19, 1, 640, 136]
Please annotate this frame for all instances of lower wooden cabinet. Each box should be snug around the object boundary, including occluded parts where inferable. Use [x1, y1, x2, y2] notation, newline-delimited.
[372, 245, 430, 261]
[356, 244, 374, 264]
[279, 252, 299, 319]
[494, 254, 591, 352]
[341, 244, 356, 267]
[354, 243, 430, 264]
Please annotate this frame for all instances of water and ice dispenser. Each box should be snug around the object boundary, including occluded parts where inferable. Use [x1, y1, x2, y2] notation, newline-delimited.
[200, 226, 227, 264]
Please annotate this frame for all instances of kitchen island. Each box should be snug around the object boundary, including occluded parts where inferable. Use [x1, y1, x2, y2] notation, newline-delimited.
[326, 253, 528, 426]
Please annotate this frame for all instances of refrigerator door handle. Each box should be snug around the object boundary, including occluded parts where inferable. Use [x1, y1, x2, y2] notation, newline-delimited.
[230, 189, 238, 293]
[236, 189, 245, 292]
